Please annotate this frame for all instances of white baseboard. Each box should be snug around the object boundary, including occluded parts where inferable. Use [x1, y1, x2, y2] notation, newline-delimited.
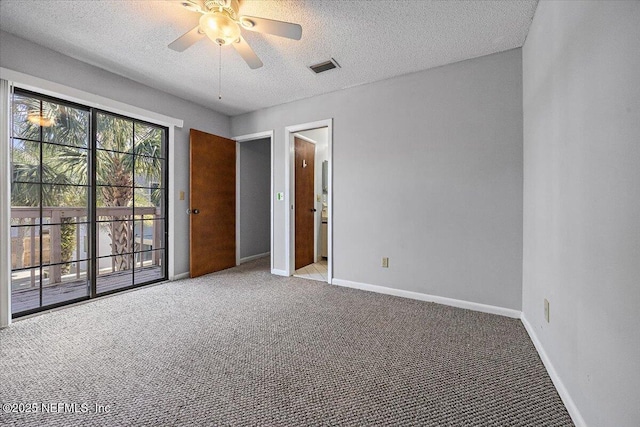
[171, 272, 190, 281]
[240, 252, 270, 264]
[520, 314, 586, 427]
[271, 269, 289, 277]
[331, 278, 521, 319]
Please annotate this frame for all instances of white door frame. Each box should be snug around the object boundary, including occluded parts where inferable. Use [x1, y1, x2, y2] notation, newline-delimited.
[0, 79, 12, 328]
[285, 119, 333, 283]
[233, 130, 275, 272]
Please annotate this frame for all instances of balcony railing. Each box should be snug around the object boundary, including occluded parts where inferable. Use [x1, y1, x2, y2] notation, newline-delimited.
[11, 206, 163, 288]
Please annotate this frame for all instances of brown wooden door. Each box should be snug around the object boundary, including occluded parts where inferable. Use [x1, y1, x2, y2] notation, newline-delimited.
[294, 137, 315, 270]
[189, 129, 236, 277]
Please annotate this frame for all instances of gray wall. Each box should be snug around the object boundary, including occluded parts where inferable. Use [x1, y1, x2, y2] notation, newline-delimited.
[0, 31, 230, 277]
[522, 1, 640, 426]
[232, 49, 524, 310]
[239, 137, 270, 260]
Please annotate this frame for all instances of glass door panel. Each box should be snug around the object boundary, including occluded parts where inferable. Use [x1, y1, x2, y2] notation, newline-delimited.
[10, 91, 91, 315]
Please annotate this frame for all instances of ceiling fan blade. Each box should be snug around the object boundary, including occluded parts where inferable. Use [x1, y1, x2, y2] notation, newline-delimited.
[168, 24, 204, 52]
[239, 16, 302, 40]
[175, 0, 204, 13]
[233, 36, 263, 69]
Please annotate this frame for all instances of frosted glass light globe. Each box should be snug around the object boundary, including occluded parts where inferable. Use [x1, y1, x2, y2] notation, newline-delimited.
[200, 12, 241, 46]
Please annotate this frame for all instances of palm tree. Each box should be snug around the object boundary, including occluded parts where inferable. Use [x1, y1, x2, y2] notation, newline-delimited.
[92, 113, 163, 271]
[11, 93, 163, 274]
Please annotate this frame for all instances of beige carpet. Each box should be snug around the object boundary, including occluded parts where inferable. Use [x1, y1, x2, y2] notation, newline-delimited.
[0, 257, 572, 426]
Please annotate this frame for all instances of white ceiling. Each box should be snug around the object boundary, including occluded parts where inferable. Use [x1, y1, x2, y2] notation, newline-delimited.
[0, 0, 538, 116]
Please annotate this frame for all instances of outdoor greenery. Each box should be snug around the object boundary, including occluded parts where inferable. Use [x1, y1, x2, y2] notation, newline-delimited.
[11, 92, 164, 274]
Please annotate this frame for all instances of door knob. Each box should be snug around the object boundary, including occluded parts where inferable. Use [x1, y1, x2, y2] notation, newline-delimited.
[310, 208, 317, 212]
[192, 209, 200, 214]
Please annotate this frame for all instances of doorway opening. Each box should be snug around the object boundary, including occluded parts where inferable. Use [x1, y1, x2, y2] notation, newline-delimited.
[285, 120, 332, 283]
[234, 131, 274, 271]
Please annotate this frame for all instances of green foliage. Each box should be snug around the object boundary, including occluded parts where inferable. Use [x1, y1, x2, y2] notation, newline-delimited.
[60, 219, 75, 274]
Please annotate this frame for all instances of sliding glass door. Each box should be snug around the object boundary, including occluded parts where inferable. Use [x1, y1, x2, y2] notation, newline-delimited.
[9, 89, 168, 317]
[95, 111, 166, 294]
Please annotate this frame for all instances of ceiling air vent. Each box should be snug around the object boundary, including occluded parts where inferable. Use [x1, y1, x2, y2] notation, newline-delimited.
[309, 58, 341, 74]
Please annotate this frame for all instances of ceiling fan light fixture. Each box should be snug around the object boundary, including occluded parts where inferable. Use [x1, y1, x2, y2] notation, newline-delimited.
[199, 11, 241, 46]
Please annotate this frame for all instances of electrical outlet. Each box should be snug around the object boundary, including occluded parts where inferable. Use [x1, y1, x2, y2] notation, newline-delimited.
[382, 257, 389, 268]
[544, 299, 550, 323]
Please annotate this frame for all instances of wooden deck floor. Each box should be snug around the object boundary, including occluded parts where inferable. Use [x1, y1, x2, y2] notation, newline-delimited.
[11, 266, 164, 315]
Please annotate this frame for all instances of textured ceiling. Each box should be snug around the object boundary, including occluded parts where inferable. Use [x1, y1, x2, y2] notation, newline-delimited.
[0, 0, 538, 116]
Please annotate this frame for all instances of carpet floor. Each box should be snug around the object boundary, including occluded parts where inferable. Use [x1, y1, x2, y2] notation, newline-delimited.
[0, 257, 572, 426]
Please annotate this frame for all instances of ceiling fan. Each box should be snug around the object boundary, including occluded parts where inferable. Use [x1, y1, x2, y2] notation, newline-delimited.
[168, 0, 302, 69]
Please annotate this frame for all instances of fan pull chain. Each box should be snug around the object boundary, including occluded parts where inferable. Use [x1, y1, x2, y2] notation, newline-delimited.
[218, 43, 222, 100]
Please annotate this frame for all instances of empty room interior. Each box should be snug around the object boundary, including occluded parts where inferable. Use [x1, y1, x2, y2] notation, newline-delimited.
[0, 1, 638, 426]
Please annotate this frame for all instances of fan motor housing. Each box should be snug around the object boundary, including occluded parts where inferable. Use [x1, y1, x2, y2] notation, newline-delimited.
[204, 0, 240, 18]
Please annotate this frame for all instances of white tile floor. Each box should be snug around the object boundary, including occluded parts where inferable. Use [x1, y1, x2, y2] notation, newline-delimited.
[294, 259, 328, 282]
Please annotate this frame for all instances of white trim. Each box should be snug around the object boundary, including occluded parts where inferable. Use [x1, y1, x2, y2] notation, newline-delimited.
[520, 314, 587, 427]
[172, 272, 190, 281]
[0, 80, 12, 328]
[332, 278, 522, 319]
[240, 252, 271, 264]
[0, 68, 183, 128]
[168, 125, 177, 280]
[284, 119, 333, 284]
[233, 130, 275, 273]
[271, 269, 289, 277]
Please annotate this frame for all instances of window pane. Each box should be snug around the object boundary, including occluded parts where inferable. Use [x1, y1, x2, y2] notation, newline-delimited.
[97, 255, 133, 294]
[11, 225, 41, 269]
[42, 102, 89, 147]
[43, 222, 88, 265]
[42, 144, 89, 185]
[134, 187, 164, 218]
[97, 187, 134, 220]
[134, 123, 165, 158]
[134, 219, 164, 252]
[134, 250, 165, 285]
[42, 263, 89, 306]
[134, 157, 164, 188]
[96, 150, 134, 187]
[11, 139, 40, 183]
[11, 93, 42, 140]
[97, 221, 134, 258]
[42, 185, 89, 217]
[11, 183, 40, 214]
[11, 268, 41, 314]
[97, 113, 133, 153]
